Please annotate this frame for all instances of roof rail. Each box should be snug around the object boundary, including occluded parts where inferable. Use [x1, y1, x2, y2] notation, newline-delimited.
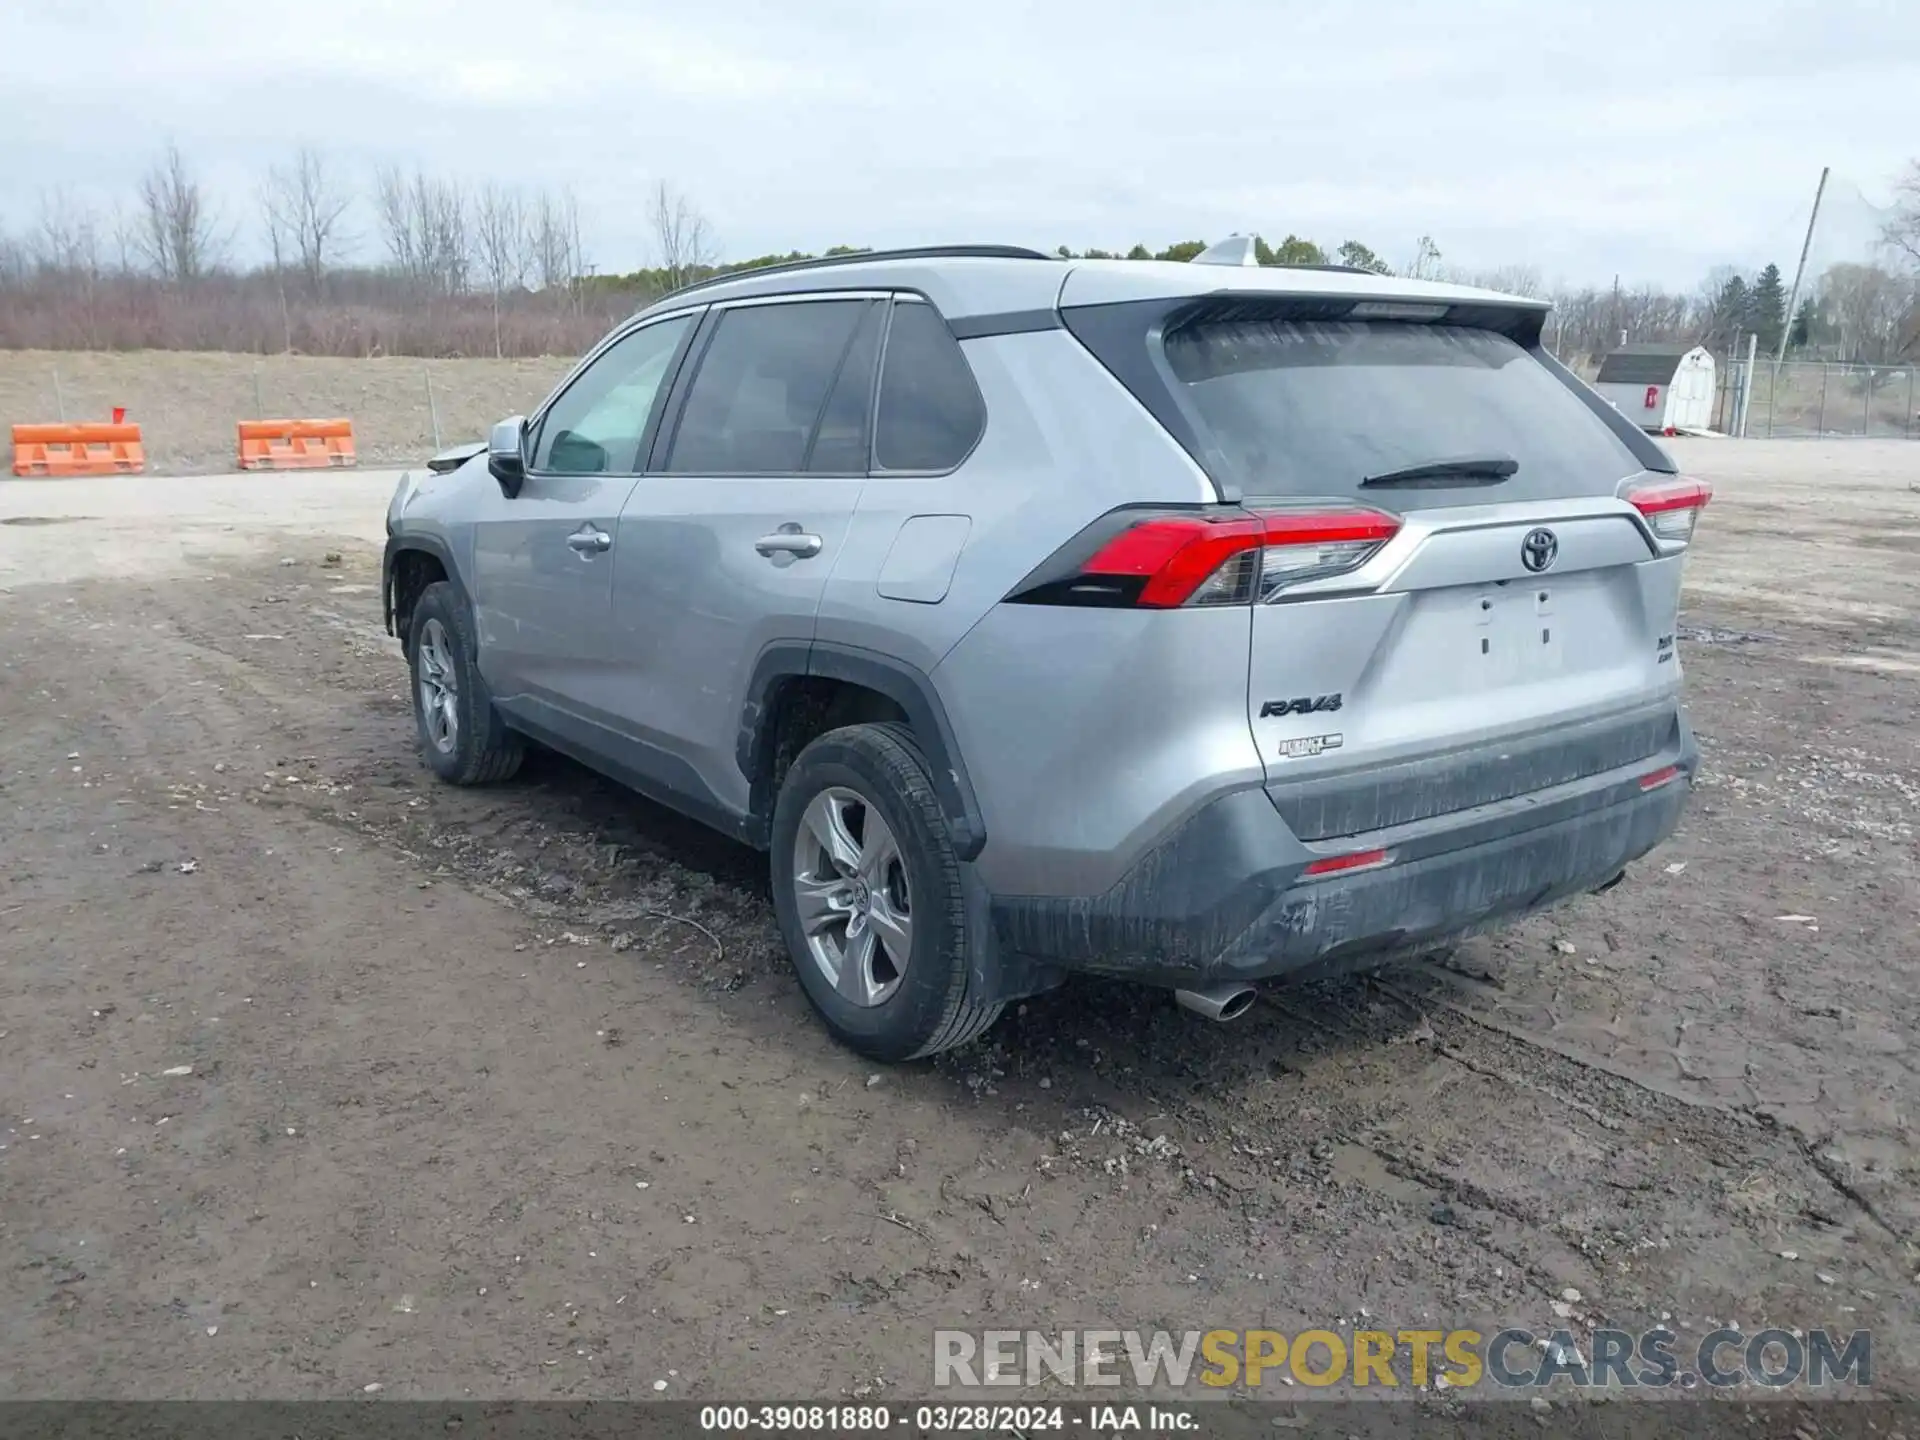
[654, 244, 1057, 305]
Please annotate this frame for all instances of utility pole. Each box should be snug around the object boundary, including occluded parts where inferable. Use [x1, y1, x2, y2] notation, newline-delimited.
[1738, 331, 1758, 437]
[1777, 166, 1829, 367]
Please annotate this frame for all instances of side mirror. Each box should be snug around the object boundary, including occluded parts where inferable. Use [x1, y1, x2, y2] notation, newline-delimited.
[488, 417, 528, 498]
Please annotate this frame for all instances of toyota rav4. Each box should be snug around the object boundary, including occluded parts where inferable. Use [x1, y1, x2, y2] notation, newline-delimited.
[383, 241, 1708, 1059]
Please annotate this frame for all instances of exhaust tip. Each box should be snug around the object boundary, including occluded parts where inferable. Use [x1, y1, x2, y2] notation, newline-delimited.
[1175, 983, 1258, 1023]
[1217, 987, 1256, 1022]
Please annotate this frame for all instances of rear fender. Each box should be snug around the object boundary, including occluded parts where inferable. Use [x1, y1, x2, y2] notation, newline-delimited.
[740, 643, 1057, 1006]
[739, 642, 986, 861]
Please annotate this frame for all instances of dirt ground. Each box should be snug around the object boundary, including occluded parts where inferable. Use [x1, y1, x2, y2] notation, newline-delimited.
[2, 441, 1916, 1404]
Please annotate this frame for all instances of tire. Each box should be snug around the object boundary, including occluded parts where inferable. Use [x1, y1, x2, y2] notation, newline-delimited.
[408, 580, 524, 786]
[770, 722, 1002, 1061]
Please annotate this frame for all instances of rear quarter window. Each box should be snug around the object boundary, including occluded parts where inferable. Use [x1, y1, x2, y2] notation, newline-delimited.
[874, 301, 985, 472]
[1162, 320, 1642, 503]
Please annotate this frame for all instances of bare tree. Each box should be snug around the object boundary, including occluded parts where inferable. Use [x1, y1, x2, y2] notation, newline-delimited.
[1439, 262, 1545, 297]
[1529, 277, 1727, 366]
[32, 188, 102, 275]
[0, 224, 26, 287]
[1405, 234, 1443, 281]
[475, 183, 535, 357]
[569, 193, 589, 305]
[263, 147, 352, 294]
[1883, 161, 1920, 270]
[532, 187, 586, 304]
[648, 180, 714, 292]
[107, 203, 141, 276]
[259, 177, 296, 353]
[27, 189, 108, 346]
[421, 174, 471, 296]
[0, 176, 617, 354]
[134, 144, 222, 282]
[374, 164, 421, 284]
[1810, 262, 1917, 363]
[374, 166, 470, 298]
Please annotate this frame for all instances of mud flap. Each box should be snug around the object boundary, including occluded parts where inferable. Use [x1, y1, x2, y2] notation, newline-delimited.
[961, 860, 1065, 1005]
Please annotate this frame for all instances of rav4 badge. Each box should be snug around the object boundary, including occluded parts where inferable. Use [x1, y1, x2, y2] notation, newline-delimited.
[1261, 694, 1343, 718]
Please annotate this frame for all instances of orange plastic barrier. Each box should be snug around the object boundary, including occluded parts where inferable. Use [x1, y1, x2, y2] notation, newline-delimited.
[11, 422, 146, 477]
[237, 418, 357, 470]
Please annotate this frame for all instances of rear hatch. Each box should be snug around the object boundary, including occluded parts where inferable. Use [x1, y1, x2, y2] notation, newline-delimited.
[1061, 283, 1709, 841]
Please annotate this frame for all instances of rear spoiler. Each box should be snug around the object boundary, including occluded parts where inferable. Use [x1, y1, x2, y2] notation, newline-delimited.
[426, 440, 485, 474]
[1156, 292, 1550, 346]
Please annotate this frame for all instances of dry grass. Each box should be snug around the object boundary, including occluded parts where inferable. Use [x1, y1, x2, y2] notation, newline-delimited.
[9, 349, 1917, 478]
[1, 350, 577, 474]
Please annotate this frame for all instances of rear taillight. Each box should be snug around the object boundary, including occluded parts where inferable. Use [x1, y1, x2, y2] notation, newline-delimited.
[1247, 510, 1403, 600]
[1011, 505, 1401, 609]
[1624, 477, 1712, 546]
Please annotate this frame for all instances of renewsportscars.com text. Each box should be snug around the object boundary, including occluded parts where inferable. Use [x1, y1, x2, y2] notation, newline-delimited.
[933, 1327, 1871, 1391]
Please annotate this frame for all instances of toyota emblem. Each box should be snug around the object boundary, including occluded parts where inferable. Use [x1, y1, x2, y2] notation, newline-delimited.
[1521, 528, 1558, 573]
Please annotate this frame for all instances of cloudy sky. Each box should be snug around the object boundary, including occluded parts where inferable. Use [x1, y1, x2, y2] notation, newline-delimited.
[2, 0, 1914, 287]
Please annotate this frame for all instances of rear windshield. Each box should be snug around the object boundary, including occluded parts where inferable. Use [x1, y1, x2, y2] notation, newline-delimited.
[1161, 320, 1641, 502]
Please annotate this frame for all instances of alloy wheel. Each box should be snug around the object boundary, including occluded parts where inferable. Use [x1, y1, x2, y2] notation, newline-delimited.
[416, 617, 460, 754]
[790, 786, 913, 1007]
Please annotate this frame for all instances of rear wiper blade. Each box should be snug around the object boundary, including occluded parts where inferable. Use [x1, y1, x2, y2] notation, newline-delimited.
[1360, 454, 1519, 487]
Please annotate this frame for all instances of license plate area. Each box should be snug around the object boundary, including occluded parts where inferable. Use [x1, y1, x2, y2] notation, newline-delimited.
[1470, 580, 1566, 683]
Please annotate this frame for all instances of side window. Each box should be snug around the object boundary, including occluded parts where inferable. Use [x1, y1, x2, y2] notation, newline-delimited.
[664, 300, 869, 474]
[531, 314, 693, 475]
[874, 300, 985, 472]
[806, 302, 884, 473]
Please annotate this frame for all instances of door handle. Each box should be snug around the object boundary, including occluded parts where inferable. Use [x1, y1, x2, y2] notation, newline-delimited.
[567, 527, 612, 554]
[755, 528, 823, 559]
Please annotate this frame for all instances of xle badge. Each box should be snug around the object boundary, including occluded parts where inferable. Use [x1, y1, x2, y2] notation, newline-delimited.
[1261, 694, 1343, 718]
[1277, 733, 1343, 760]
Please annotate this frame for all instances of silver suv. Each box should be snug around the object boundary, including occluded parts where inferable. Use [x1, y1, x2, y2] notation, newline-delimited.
[383, 242, 1708, 1059]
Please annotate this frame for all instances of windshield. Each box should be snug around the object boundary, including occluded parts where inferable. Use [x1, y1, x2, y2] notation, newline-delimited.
[1162, 320, 1641, 503]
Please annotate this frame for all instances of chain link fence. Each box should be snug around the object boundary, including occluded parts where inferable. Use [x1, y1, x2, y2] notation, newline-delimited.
[1714, 358, 1919, 439]
[0, 352, 577, 474]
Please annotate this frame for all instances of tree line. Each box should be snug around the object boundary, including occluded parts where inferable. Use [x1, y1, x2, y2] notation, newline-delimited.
[2, 146, 1917, 366]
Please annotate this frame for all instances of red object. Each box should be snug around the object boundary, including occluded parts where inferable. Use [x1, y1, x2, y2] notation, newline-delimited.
[1639, 765, 1682, 792]
[111, 406, 126, 424]
[1080, 506, 1401, 608]
[1625, 478, 1713, 517]
[1301, 848, 1391, 877]
[1643, 385, 1660, 409]
[1624, 476, 1713, 546]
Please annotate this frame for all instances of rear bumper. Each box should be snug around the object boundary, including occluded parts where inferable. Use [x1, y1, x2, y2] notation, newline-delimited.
[989, 714, 1696, 987]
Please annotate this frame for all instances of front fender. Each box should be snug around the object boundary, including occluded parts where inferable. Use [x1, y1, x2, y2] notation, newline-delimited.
[382, 532, 471, 641]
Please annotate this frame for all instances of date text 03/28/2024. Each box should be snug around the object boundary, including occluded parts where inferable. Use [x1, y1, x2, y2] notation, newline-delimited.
[698, 1406, 1170, 1432]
